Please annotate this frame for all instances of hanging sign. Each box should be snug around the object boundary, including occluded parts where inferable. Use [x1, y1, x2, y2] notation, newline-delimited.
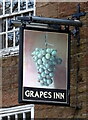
[19, 26, 70, 105]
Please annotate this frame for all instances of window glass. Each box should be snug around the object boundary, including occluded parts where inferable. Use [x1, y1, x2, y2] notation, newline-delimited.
[10, 115, 15, 120]
[25, 112, 31, 120]
[18, 113, 23, 120]
[0, 34, 6, 49]
[12, 0, 18, 13]
[2, 116, 8, 120]
[5, 0, 11, 14]
[1, 19, 6, 32]
[8, 17, 14, 31]
[15, 30, 19, 46]
[0, 1, 3, 15]
[28, 0, 34, 9]
[8, 32, 13, 47]
[20, 0, 26, 11]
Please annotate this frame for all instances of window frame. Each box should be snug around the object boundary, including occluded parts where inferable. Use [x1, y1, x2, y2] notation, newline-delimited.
[0, 104, 34, 120]
[0, 0, 35, 50]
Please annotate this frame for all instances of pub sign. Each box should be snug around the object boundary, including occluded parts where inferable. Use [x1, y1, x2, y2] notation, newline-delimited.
[19, 26, 70, 105]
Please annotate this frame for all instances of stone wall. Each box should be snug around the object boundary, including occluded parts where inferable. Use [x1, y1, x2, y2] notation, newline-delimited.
[1, 2, 88, 119]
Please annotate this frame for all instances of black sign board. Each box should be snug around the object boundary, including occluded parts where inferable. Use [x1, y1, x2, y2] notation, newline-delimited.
[19, 26, 70, 106]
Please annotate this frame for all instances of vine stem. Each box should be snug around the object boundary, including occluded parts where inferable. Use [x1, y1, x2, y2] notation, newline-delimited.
[45, 33, 48, 49]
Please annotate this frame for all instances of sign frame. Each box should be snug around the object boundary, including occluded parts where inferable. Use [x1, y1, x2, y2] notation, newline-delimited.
[18, 25, 70, 106]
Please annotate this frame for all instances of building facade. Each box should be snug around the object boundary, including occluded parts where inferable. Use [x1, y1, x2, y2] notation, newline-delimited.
[0, 1, 88, 119]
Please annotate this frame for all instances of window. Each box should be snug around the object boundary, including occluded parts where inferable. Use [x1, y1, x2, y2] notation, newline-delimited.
[0, 104, 34, 120]
[0, 0, 35, 49]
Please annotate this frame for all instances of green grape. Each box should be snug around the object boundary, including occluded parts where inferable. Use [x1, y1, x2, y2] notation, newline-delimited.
[38, 53, 43, 58]
[58, 58, 62, 64]
[34, 56, 38, 61]
[53, 61, 57, 65]
[45, 70, 49, 74]
[41, 72, 46, 78]
[40, 80, 44, 86]
[48, 68, 53, 72]
[37, 66, 40, 70]
[46, 75, 50, 79]
[40, 80, 44, 84]
[43, 78, 47, 82]
[39, 68, 44, 73]
[44, 83, 49, 86]
[42, 49, 46, 55]
[37, 59, 42, 65]
[31, 51, 36, 56]
[35, 63, 38, 67]
[46, 48, 51, 53]
[45, 53, 51, 59]
[52, 50, 57, 56]
[47, 79, 53, 85]
[40, 65, 44, 68]
[45, 64, 50, 69]
[43, 66, 47, 70]
[49, 72, 54, 77]
[38, 75, 42, 80]
[35, 51, 39, 56]
[42, 57, 47, 63]
[35, 48, 39, 51]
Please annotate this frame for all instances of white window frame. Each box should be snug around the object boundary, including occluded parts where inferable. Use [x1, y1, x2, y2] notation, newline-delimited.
[1, 0, 35, 18]
[0, 104, 34, 120]
[0, 0, 36, 51]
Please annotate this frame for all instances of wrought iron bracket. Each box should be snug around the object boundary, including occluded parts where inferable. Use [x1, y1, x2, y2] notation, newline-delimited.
[71, 3, 86, 37]
[72, 4, 86, 20]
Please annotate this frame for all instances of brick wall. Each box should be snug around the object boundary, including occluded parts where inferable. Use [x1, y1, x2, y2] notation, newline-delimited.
[2, 56, 19, 107]
[1, 2, 88, 119]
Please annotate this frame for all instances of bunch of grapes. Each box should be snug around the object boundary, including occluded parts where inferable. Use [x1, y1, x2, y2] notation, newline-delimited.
[31, 48, 62, 86]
